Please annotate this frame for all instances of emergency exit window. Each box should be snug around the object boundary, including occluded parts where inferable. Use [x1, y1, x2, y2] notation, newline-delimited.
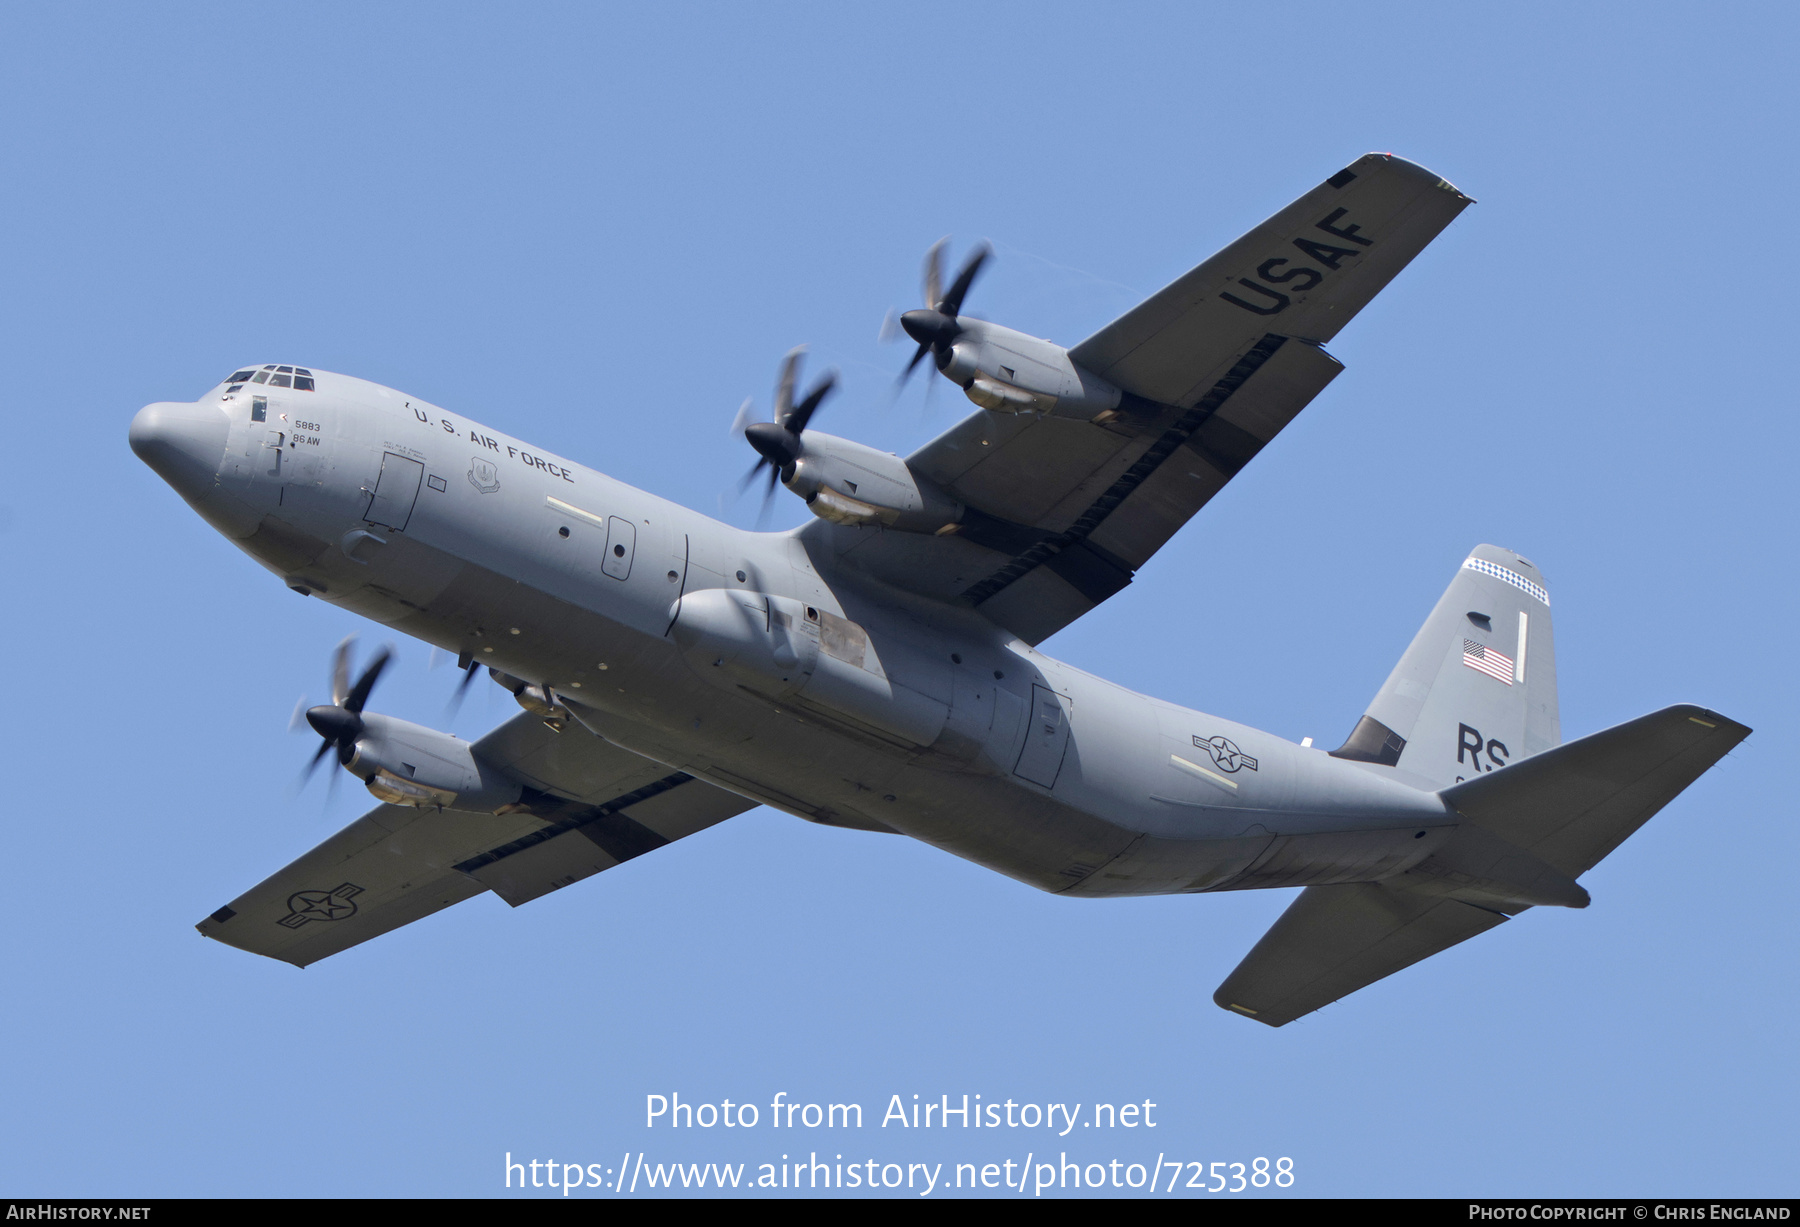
[251, 396, 267, 423]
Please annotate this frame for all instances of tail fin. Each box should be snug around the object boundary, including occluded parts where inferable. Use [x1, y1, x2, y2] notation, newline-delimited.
[1331, 545, 1558, 788]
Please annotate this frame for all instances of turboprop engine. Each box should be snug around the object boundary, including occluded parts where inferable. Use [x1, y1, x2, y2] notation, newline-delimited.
[733, 348, 964, 533]
[783, 431, 962, 532]
[931, 318, 1123, 419]
[336, 711, 524, 811]
[300, 639, 524, 812]
[895, 240, 1125, 420]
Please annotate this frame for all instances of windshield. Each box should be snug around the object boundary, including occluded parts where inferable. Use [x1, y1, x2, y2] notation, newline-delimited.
[225, 365, 314, 392]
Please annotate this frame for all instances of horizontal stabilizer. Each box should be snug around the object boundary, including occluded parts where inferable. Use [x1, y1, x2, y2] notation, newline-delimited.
[1438, 703, 1750, 878]
[1217, 704, 1749, 1025]
[1214, 883, 1507, 1027]
[1396, 821, 1590, 911]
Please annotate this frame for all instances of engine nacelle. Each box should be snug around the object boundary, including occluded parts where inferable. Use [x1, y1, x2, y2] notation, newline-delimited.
[936, 319, 1122, 418]
[344, 712, 524, 812]
[784, 431, 963, 534]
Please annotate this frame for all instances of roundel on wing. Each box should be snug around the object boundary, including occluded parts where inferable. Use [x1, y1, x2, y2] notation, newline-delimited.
[277, 882, 364, 929]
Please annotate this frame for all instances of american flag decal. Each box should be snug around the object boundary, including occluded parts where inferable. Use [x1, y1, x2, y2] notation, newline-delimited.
[1463, 639, 1515, 685]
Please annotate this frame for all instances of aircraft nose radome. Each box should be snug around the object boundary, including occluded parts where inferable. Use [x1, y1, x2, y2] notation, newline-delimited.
[129, 401, 228, 501]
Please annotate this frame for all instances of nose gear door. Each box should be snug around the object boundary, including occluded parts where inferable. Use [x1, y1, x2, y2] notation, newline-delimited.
[365, 452, 424, 531]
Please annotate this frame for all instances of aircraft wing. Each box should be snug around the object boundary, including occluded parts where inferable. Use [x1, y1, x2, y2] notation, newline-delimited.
[195, 712, 755, 967]
[830, 154, 1470, 645]
[1214, 705, 1750, 1026]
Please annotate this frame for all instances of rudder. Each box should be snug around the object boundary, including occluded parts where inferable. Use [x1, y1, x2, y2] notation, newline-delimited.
[1331, 545, 1558, 788]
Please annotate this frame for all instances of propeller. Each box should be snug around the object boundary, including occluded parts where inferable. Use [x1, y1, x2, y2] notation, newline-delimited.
[896, 238, 990, 390]
[445, 651, 482, 719]
[299, 636, 392, 785]
[734, 347, 837, 522]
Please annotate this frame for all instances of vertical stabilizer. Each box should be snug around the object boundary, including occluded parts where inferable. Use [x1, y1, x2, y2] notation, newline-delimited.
[1331, 545, 1558, 788]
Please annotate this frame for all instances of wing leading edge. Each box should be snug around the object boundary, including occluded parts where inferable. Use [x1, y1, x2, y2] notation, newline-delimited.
[196, 712, 755, 967]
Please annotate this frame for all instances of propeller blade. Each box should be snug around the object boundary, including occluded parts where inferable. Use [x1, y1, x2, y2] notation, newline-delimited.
[784, 371, 837, 436]
[774, 347, 804, 424]
[737, 459, 767, 494]
[288, 695, 309, 733]
[343, 646, 392, 714]
[729, 397, 756, 438]
[446, 658, 481, 719]
[301, 736, 335, 785]
[923, 237, 946, 311]
[755, 466, 780, 529]
[897, 342, 931, 390]
[878, 308, 900, 343]
[941, 242, 990, 318]
[330, 636, 354, 706]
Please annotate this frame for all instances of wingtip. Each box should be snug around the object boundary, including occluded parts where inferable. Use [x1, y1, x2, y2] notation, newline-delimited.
[1344, 152, 1472, 202]
[1213, 987, 1286, 1026]
[1669, 704, 1752, 738]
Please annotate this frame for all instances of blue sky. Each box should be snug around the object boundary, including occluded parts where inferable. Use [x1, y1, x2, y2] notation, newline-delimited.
[1, 1, 1793, 1198]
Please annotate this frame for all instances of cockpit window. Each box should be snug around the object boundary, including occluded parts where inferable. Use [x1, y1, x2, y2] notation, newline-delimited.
[225, 366, 314, 390]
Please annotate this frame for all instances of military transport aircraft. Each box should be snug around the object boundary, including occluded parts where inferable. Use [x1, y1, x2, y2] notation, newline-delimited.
[129, 153, 1747, 1026]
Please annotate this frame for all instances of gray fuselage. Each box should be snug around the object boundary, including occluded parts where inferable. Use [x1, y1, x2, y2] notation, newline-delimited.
[133, 367, 1456, 899]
